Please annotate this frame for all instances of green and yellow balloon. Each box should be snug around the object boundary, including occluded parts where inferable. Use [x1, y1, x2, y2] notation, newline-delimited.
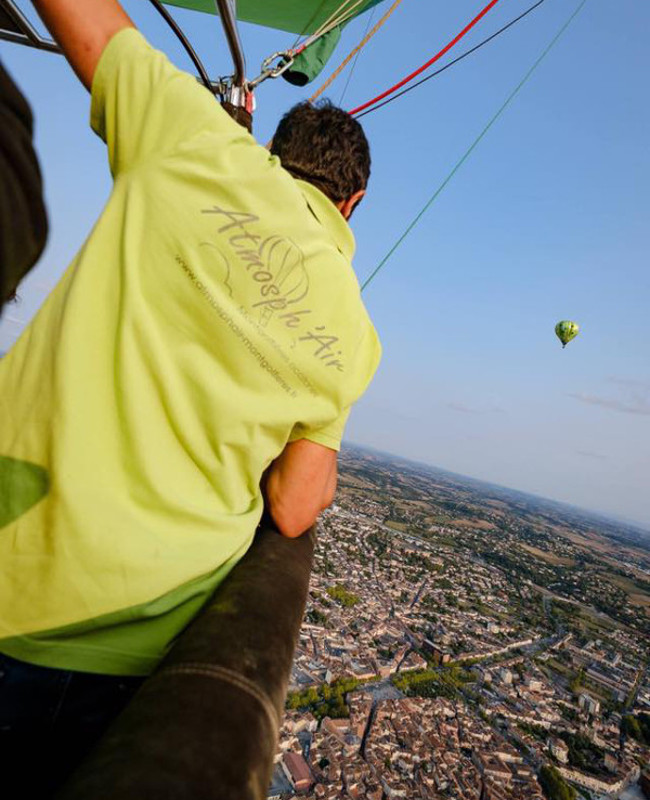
[555, 320, 579, 349]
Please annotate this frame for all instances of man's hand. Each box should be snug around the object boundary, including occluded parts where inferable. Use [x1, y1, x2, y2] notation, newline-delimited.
[262, 439, 338, 539]
[33, 0, 134, 90]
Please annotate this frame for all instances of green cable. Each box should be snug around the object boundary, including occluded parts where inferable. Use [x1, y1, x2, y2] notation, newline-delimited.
[361, 0, 590, 292]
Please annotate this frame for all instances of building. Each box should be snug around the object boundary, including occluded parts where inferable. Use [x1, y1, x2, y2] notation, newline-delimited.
[525, 676, 543, 692]
[499, 668, 514, 685]
[547, 737, 569, 765]
[281, 752, 313, 794]
[578, 692, 601, 716]
[423, 639, 451, 665]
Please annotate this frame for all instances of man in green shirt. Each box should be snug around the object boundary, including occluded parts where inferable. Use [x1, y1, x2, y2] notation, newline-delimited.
[0, 0, 380, 792]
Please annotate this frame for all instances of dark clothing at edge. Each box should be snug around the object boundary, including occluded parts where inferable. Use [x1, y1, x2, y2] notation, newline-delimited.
[0, 61, 48, 308]
[0, 652, 143, 796]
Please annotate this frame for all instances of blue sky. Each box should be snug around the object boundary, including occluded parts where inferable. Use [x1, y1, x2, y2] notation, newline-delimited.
[2, 0, 649, 527]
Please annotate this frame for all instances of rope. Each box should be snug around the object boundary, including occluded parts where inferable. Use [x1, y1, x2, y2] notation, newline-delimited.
[313, 0, 363, 36]
[258, 0, 375, 88]
[350, 0, 504, 117]
[291, 0, 330, 50]
[308, 0, 405, 103]
[356, 0, 549, 119]
[298, 0, 367, 54]
[340, 6, 377, 104]
[361, 0, 590, 292]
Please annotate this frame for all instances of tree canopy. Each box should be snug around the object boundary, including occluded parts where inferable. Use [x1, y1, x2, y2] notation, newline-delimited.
[539, 765, 577, 800]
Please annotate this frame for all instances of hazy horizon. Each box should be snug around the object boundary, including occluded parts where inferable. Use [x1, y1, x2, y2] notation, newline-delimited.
[344, 439, 650, 536]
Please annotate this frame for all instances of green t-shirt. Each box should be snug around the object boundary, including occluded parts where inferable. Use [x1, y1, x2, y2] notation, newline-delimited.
[0, 29, 380, 675]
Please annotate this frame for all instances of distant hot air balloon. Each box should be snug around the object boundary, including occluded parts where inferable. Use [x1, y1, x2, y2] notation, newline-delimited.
[555, 320, 579, 348]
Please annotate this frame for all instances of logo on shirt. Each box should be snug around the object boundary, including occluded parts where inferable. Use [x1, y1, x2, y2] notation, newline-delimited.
[202, 207, 309, 328]
[201, 206, 344, 372]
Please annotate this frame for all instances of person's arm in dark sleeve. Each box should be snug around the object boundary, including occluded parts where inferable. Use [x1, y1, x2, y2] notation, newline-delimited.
[0, 63, 48, 308]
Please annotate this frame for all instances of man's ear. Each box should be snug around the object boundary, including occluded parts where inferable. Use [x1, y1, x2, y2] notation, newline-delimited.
[338, 190, 366, 220]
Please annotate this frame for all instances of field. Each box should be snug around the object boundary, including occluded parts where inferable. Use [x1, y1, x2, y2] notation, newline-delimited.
[602, 573, 650, 612]
[453, 519, 496, 531]
[519, 544, 575, 567]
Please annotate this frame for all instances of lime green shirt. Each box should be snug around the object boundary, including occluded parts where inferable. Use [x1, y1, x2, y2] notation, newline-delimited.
[0, 29, 380, 675]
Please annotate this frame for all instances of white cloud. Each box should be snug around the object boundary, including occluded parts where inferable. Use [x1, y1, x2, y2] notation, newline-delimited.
[2, 315, 26, 327]
[447, 401, 506, 415]
[576, 450, 608, 460]
[607, 376, 650, 390]
[568, 382, 650, 417]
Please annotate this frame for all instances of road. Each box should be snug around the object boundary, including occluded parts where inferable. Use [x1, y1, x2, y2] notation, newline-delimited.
[356, 679, 404, 759]
[409, 578, 428, 610]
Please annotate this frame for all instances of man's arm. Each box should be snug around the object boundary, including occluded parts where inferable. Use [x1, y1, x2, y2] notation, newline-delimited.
[32, 0, 134, 90]
[262, 439, 338, 539]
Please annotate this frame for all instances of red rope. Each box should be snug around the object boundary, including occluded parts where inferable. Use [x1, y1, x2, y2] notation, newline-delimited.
[349, 0, 504, 116]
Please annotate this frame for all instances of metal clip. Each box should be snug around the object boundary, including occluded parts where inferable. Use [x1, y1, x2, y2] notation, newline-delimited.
[248, 51, 295, 89]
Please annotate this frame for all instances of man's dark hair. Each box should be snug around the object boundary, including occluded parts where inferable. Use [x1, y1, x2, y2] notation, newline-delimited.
[270, 101, 371, 205]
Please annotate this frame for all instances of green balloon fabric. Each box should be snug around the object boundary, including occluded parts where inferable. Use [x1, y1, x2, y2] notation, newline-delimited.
[555, 320, 579, 348]
[162, 0, 383, 35]
[283, 27, 342, 86]
[0, 455, 49, 529]
[162, 0, 385, 83]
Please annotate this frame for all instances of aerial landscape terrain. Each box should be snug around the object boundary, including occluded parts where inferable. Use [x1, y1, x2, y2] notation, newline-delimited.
[269, 445, 650, 800]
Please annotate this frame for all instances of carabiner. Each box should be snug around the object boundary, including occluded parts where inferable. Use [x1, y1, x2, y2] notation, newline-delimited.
[248, 51, 295, 89]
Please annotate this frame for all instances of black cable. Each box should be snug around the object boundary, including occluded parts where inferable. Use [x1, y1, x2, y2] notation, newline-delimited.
[145, 0, 214, 91]
[355, 0, 548, 118]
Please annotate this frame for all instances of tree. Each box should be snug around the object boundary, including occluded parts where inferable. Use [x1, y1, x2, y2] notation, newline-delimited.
[326, 585, 361, 608]
[568, 668, 585, 694]
[558, 732, 605, 775]
[622, 713, 650, 746]
[306, 608, 329, 626]
[538, 765, 577, 800]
